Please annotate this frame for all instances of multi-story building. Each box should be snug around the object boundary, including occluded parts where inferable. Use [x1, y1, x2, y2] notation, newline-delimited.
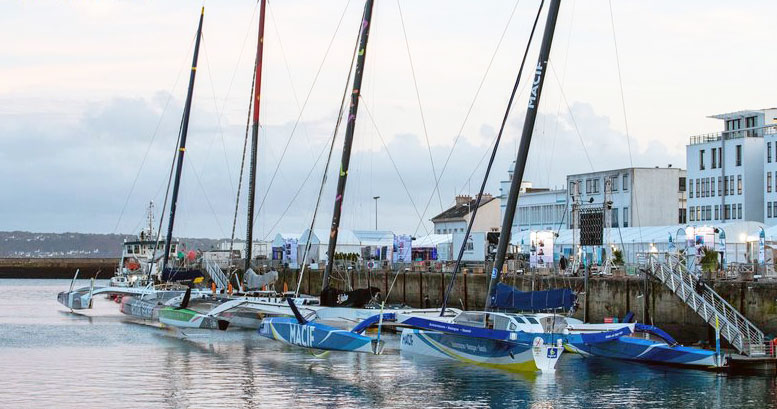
[763, 113, 777, 224]
[566, 167, 687, 228]
[686, 109, 773, 223]
[499, 163, 567, 232]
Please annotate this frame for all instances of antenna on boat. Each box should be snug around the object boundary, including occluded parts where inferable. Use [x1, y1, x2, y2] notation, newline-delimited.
[439, 0, 547, 317]
[161, 7, 205, 274]
[244, 0, 267, 275]
[320, 0, 375, 306]
[486, 0, 562, 310]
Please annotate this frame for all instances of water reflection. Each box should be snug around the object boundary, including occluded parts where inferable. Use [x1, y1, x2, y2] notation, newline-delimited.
[0, 279, 775, 408]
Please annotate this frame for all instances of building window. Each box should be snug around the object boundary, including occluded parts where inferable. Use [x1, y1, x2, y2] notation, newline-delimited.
[736, 145, 742, 166]
[737, 203, 743, 219]
[715, 205, 720, 220]
[769, 203, 773, 219]
[689, 206, 695, 222]
[708, 206, 713, 221]
[724, 205, 730, 220]
[689, 178, 693, 198]
[611, 175, 619, 191]
[623, 174, 629, 191]
[723, 176, 727, 195]
[769, 142, 773, 163]
[696, 179, 700, 198]
[711, 178, 715, 197]
[586, 179, 592, 194]
[612, 208, 619, 228]
[717, 176, 722, 196]
[679, 208, 686, 224]
[696, 207, 701, 221]
[746, 116, 757, 136]
[730, 177, 734, 195]
[623, 207, 629, 227]
[679, 177, 686, 192]
[699, 150, 705, 170]
[593, 178, 600, 194]
[711, 148, 717, 168]
[769, 172, 773, 193]
[737, 175, 743, 195]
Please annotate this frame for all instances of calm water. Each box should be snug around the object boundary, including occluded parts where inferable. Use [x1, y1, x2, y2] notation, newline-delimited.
[0, 279, 775, 408]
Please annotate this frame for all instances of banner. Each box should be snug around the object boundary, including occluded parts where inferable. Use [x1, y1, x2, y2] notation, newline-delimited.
[529, 231, 554, 268]
[284, 238, 298, 268]
[393, 234, 412, 263]
[759, 227, 766, 264]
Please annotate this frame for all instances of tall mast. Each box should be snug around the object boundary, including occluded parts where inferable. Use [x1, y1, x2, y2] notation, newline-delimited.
[162, 7, 205, 272]
[245, 0, 267, 272]
[321, 0, 375, 302]
[440, 0, 546, 316]
[486, 0, 561, 309]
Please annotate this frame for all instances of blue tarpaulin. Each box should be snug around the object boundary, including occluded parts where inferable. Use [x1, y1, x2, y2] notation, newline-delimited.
[491, 283, 576, 311]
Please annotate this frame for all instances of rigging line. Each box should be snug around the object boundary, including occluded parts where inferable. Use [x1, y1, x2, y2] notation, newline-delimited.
[252, 0, 353, 226]
[184, 157, 228, 238]
[261, 133, 334, 241]
[267, 0, 352, 162]
[147, 107, 187, 281]
[411, 0, 522, 237]
[396, 0, 443, 213]
[359, 95, 432, 237]
[295, 17, 361, 296]
[200, 33, 236, 197]
[547, 62, 594, 172]
[608, 0, 643, 242]
[440, 0, 544, 315]
[227, 58, 257, 279]
[546, 0, 576, 186]
[112, 35, 196, 234]
[215, 1, 260, 116]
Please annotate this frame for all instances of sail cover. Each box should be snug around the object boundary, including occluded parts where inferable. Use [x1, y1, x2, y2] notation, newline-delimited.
[491, 283, 575, 311]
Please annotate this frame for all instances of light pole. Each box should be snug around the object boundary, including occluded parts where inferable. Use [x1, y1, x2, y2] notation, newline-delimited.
[373, 196, 380, 230]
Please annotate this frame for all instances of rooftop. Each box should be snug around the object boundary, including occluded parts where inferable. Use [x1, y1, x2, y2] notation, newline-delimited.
[431, 194, 495, 222]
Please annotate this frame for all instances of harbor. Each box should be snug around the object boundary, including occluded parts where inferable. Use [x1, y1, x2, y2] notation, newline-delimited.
[2, 279, 776, 408]
[5, 0, 777, 407]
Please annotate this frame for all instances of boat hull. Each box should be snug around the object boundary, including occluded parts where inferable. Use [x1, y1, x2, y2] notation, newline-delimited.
[400, 328, 540, 372]
[158, 307, 222, 329]
[568, 336, 718, 368]
[258, 317, 375, 353]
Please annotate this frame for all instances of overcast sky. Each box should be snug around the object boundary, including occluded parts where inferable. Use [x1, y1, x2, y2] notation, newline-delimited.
[2, 0, 776, 239]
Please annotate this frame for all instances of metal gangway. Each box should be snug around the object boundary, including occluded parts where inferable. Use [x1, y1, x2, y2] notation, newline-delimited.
[642, 253, 766, 356]
[203, 259, 228, 290]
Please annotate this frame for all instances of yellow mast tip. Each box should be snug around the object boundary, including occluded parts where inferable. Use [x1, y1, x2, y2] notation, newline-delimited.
[201, 6, 204, 14]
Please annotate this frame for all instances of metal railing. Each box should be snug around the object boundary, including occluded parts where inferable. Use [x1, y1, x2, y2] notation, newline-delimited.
[689, 123, 777, 145]
[203, 258, 228, 290]
[643, 253, 765, 355]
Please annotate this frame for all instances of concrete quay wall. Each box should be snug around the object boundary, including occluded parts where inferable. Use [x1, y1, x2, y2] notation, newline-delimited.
[277, 269, 777, 343]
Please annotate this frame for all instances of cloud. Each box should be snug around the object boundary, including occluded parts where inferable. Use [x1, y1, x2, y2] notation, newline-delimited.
[1, 91, 682, 241]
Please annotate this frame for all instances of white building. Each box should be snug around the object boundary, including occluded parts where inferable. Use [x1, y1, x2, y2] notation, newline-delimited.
[566, 167, 687, 228]
[687, 109, 774, 224]
[762, 114, 777, 224]
[431, 194, 500, 234]
[499, 164, 567, 232]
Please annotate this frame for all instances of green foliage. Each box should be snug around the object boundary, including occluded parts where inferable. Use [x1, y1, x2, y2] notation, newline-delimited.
[334, 252, 359, 262]
[700, 247, 719, 273]
[612, 249, 624, 266]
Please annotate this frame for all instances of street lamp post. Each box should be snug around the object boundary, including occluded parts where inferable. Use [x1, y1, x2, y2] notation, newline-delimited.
[373, 196, 380, 230]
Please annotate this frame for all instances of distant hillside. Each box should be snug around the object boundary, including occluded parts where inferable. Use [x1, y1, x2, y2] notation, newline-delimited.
[0, 231, 223, 258]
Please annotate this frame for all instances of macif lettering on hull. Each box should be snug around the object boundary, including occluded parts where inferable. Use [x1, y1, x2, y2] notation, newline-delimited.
[288, 323, 316, 348]
[527, 63, 543, 109]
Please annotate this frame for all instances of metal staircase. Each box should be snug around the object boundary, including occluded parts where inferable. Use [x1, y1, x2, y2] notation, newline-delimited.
[204, 259, 228, 290]
[643, 253, 765, 356]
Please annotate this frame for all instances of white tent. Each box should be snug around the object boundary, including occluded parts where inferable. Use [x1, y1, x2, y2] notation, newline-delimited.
[297, 228, 361, 265]
[510, 222, 767, 264]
